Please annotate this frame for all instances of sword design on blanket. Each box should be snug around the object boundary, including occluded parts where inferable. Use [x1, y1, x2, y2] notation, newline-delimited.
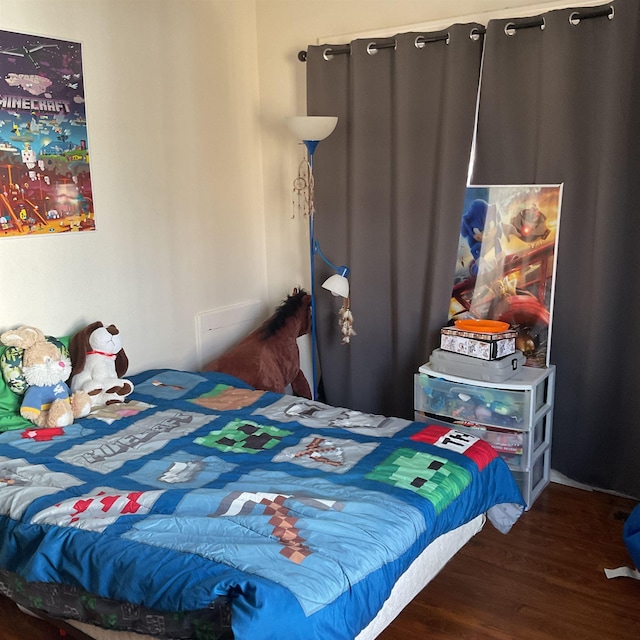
[213, 491, 342, 564]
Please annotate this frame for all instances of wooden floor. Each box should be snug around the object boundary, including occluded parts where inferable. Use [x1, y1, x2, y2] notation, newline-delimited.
[379, 482, 640, 640]
[0, 482, 638, 640]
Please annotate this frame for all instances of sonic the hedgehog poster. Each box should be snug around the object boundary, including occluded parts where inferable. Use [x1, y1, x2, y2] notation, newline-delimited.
[0, 29, 94, 237]
[449, 185, 563, 367]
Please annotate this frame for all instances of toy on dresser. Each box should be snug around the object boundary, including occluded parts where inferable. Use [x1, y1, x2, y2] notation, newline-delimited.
[0, 326, 91, 428]
[423, 384, 522, 427]
[69, 322, 133, 406]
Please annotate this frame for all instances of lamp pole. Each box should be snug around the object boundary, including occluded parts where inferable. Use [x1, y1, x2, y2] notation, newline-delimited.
[305, 140, 320, 400]
[286, 116, 338, 401]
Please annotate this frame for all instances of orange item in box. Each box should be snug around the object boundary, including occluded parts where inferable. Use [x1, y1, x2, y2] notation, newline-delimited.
[454, 319, 510, 333]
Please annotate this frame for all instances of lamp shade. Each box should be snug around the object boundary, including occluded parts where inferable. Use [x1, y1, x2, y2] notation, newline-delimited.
[322, 273, 349, 298]
[286, 116, 338, 142]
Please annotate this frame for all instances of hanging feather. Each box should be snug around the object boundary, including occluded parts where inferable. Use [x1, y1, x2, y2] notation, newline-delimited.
[338, 299, 356, 345]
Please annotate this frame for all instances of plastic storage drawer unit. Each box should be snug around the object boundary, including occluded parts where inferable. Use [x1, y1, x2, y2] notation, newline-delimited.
[414, 372, 528, 430]
[414, 363, 555, 509]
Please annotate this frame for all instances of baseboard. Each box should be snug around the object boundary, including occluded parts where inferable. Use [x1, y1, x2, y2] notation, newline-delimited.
[550, 469, 594, 491]
[551, 469, 638, 502]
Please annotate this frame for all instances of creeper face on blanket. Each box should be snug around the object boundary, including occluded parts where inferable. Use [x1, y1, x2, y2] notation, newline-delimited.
[69, 321, 134, 407]
[0, 326, 91, 428]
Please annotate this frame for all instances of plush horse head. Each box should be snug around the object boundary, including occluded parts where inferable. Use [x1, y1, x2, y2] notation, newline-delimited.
[203, 288, 312, 398]
[261, 287, 311, 341]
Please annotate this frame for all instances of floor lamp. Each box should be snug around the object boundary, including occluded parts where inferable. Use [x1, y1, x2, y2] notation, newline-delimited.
[286, 115, 350, 400]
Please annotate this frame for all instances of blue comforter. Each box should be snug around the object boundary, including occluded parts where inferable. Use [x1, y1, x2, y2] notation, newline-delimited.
[0, 369, 524, 639]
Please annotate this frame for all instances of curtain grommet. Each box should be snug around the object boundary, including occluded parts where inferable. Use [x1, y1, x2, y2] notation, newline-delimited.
[470, 28, 482, 42]
[505, 17, 545, 36]
[414, 32, 450, 49]
[323, 48, 334, 61]
[366, 42, 378, 55]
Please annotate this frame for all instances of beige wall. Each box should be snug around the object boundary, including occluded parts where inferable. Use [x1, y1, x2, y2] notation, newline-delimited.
[0, 0, 597, 376]
[0, 0, 267, 373]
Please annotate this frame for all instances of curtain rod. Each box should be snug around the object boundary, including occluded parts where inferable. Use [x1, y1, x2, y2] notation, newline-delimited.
[506, 5, 613, 32]
[298, 5, 613, 61]
[297, 31, 462, 62]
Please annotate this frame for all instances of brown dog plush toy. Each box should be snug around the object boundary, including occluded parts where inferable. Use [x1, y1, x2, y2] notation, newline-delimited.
[69, 322, 133, 406]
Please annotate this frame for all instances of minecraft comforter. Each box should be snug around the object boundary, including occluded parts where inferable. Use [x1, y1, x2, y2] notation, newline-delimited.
[0, 369, 524, 640]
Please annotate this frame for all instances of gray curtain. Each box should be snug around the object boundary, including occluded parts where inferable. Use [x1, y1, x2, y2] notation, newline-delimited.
[472, 0, 640, 498]
[306, 25, 484, 419]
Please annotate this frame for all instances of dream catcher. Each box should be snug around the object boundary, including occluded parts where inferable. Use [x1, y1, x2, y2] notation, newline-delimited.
[292, 154, 314, 218]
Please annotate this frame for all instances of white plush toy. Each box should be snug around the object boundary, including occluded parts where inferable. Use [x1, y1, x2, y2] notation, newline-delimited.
[0, 326, 91, 428]
[69, 322, 133, 406]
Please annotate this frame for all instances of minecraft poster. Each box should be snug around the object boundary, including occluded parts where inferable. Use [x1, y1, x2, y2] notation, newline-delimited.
[449, 185, 563, 367]
[0, 30, 94, 237]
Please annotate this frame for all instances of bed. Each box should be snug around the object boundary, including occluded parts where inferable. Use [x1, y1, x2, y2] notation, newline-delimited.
[0, 367, 525, 639]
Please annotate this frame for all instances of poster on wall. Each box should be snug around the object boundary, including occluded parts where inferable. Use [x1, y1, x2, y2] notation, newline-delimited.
[449, 184, 563, 367]
[0, 29, 94, 237]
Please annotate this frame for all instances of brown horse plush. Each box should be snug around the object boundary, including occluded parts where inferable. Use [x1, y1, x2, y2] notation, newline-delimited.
[203, 288, 312, 398]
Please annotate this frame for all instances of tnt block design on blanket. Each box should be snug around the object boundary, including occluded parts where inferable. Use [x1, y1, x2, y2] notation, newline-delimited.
[273, 434, 378, 474]
[366, 448, 471, 513]
[189, 384, 266, 411]
[194, 419, 292, 453]
[411, 424, 497, 471]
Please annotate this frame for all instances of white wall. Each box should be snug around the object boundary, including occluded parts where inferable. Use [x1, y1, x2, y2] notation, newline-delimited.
[0, 0, 267, 373]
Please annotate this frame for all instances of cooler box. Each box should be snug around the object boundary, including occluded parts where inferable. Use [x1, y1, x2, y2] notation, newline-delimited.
[428, 348, 525, 382]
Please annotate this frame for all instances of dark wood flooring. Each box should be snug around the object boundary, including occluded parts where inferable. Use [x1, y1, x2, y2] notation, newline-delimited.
[0, 482, 638, 640]
[379, 481, 640, 640]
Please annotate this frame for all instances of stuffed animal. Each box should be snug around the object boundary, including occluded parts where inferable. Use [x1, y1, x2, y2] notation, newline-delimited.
[69, 322, 133, 406]
[204, 289, 312, 398]
[0, 326, 91, 428]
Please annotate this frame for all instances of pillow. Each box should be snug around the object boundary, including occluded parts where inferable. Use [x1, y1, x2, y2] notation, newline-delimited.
[0, 336, 70, 432]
